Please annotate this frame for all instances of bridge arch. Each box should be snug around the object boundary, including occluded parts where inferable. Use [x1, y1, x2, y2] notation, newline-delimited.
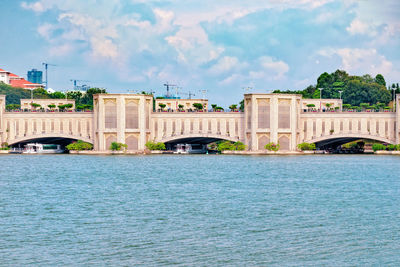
[159, 134, 242, 145]
[8, 133, 93, 146]
[304, 133, 395, 148]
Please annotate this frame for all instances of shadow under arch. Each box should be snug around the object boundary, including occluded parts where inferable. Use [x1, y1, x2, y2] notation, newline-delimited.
[305, 133, 394, 149]
[160, 134, 242, 146]
[8, 134, 93, 147]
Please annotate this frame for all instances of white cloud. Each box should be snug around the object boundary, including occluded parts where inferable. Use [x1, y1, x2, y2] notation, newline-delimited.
[319, 47, 400, 81]
[21, 1, 48, 13]
[259, 56, 289, 79]
[209, 56, 239, 75]
[346, 19, 375, 36]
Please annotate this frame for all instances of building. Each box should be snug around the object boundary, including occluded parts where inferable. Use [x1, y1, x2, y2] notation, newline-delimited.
[27, 69, 43, 84]
[0, 67, 44, 89]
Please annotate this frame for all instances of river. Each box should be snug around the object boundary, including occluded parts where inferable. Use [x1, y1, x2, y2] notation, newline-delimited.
[1, 154, 399, 266]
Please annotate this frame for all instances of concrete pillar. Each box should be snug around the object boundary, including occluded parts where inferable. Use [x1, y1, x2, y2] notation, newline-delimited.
[139, 96, 146, 150]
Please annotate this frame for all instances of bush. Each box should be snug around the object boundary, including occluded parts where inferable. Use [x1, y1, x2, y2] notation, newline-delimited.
[306, 104, 315, 108]
[110, 142, 128, 151]
[387, 144, 396, 151]
[372, 143, 386, 152]
[66, 140, 93, 151]
[6, 104, 20, 110]
[297, 142, 316, 151]
[265, 142, 280, 151]
[233, 141, 246, 151]
[145, 141, 166, 150]
[342, 104, 351, 109]
[217, 141, 246, 151]
[192, 103, 203, 110]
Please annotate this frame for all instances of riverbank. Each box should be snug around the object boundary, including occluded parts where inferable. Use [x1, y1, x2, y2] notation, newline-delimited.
[2, 150, 400, 155]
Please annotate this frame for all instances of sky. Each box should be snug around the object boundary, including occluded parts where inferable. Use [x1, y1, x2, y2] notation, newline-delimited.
[0, 0, 399, 107]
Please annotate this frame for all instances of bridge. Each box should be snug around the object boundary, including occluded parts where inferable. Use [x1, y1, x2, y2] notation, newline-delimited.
[0, 94, 399, 151]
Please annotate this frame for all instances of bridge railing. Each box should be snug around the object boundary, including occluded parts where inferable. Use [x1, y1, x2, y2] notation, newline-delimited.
[153, 109, 243, 113]
[301, 108, 394, 113]
[5, 109, 93, 113]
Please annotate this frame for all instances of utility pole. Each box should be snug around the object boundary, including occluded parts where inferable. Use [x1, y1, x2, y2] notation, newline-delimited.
[163, 82, 176, 98]
[42, 62, 57, 90]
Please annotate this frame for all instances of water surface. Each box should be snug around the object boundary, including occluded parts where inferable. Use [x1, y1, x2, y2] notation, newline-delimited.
[1, 155, 399, 266]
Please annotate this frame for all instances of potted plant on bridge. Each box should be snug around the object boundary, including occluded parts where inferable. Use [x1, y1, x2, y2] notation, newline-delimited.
[229, 104, 238, 112]
[325, 103, 332, 111]
[211, 104, 217, 112]
[193, 103, 204, 112]
[306, 104, 315, 112]
[158, 103, 166, 112]
[342, 104, 351, 111]
[216, 106, 224, 112]
[30, 103, 41, 112]
[48, 104, 56, 112]
[178, 104, 184, 112]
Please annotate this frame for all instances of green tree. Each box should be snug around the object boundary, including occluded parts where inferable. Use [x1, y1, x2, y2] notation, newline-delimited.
[375, 74, 386, 86]
[158, 103, 166, 110]
[66, 140, 93, 150]
[110, 142, 128, 151]
[239, 100, 244, 112]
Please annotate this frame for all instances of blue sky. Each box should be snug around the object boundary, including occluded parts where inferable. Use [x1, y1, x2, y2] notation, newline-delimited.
[0, 0, 399, 106]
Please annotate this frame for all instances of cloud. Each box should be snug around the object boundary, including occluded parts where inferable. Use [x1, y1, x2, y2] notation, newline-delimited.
[346, 19, 375, 36]
[258, 56, 289, 80]
[209, 56, 239, 75]
[21, 1, 48, 13]
[319, 47, 400, 81]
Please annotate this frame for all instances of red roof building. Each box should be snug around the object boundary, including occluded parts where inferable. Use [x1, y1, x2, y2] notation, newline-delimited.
[0, 67, 43, 89]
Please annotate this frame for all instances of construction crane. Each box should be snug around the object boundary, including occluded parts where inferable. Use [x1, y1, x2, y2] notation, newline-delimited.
[199, 89, 208, 100]
[70, 79, 90, 91]
[163, 82, 176, 98]
[42, 62, 57, 90]
[179, 91, 196, 99]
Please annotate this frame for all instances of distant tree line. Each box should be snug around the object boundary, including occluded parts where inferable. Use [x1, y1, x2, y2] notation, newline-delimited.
[0, 82, 106, 108]
[273, 70, 396, 106]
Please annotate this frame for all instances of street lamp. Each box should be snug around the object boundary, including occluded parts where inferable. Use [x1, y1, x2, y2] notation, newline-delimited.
[393, 87, 396, 112]
[339, 90, 343, 112]
[319, 88, 324, 112]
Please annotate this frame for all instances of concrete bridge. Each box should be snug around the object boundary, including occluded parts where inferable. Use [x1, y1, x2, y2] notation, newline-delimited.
[1, 93, 399, 151]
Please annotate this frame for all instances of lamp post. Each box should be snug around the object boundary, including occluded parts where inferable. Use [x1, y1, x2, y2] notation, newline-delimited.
[339, 90, 343, 112]
[319, 88, 324, 112]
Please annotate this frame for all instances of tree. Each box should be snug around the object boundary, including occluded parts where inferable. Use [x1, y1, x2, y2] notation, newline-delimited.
[178, 104, 184, 110]
[211, 104, 217, 111]
[342, 78, 391, 106]
[48, 104, 56, 110]
[375, 74, 386, 86]
[67, 91, 82, 101]
[158, 103, 166, 110]
[80, 88, 107, 106]
[239, 100, 244, 111]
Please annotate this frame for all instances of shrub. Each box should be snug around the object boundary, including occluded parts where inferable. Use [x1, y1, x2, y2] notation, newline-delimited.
[229, 104, 237, 111]
[110, 142, 128, 151]
[233, 141, 246, 151]
[192, 103, 203, 110]
[265, 142, 280, 151]
[306, 104, 315, 108]
[387, 144, 396, 151]
[297, 142, 316, 151]
[372, 143, 386, 152]
[158, 103, 166, 110]
[48, 104, 56, 109]
[145, 141, 166, 150]
[6, 104, 20, 111]
[342, 104, 351, 109]
[66, 140, 93, 151]
[217, 141, 234, 151]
